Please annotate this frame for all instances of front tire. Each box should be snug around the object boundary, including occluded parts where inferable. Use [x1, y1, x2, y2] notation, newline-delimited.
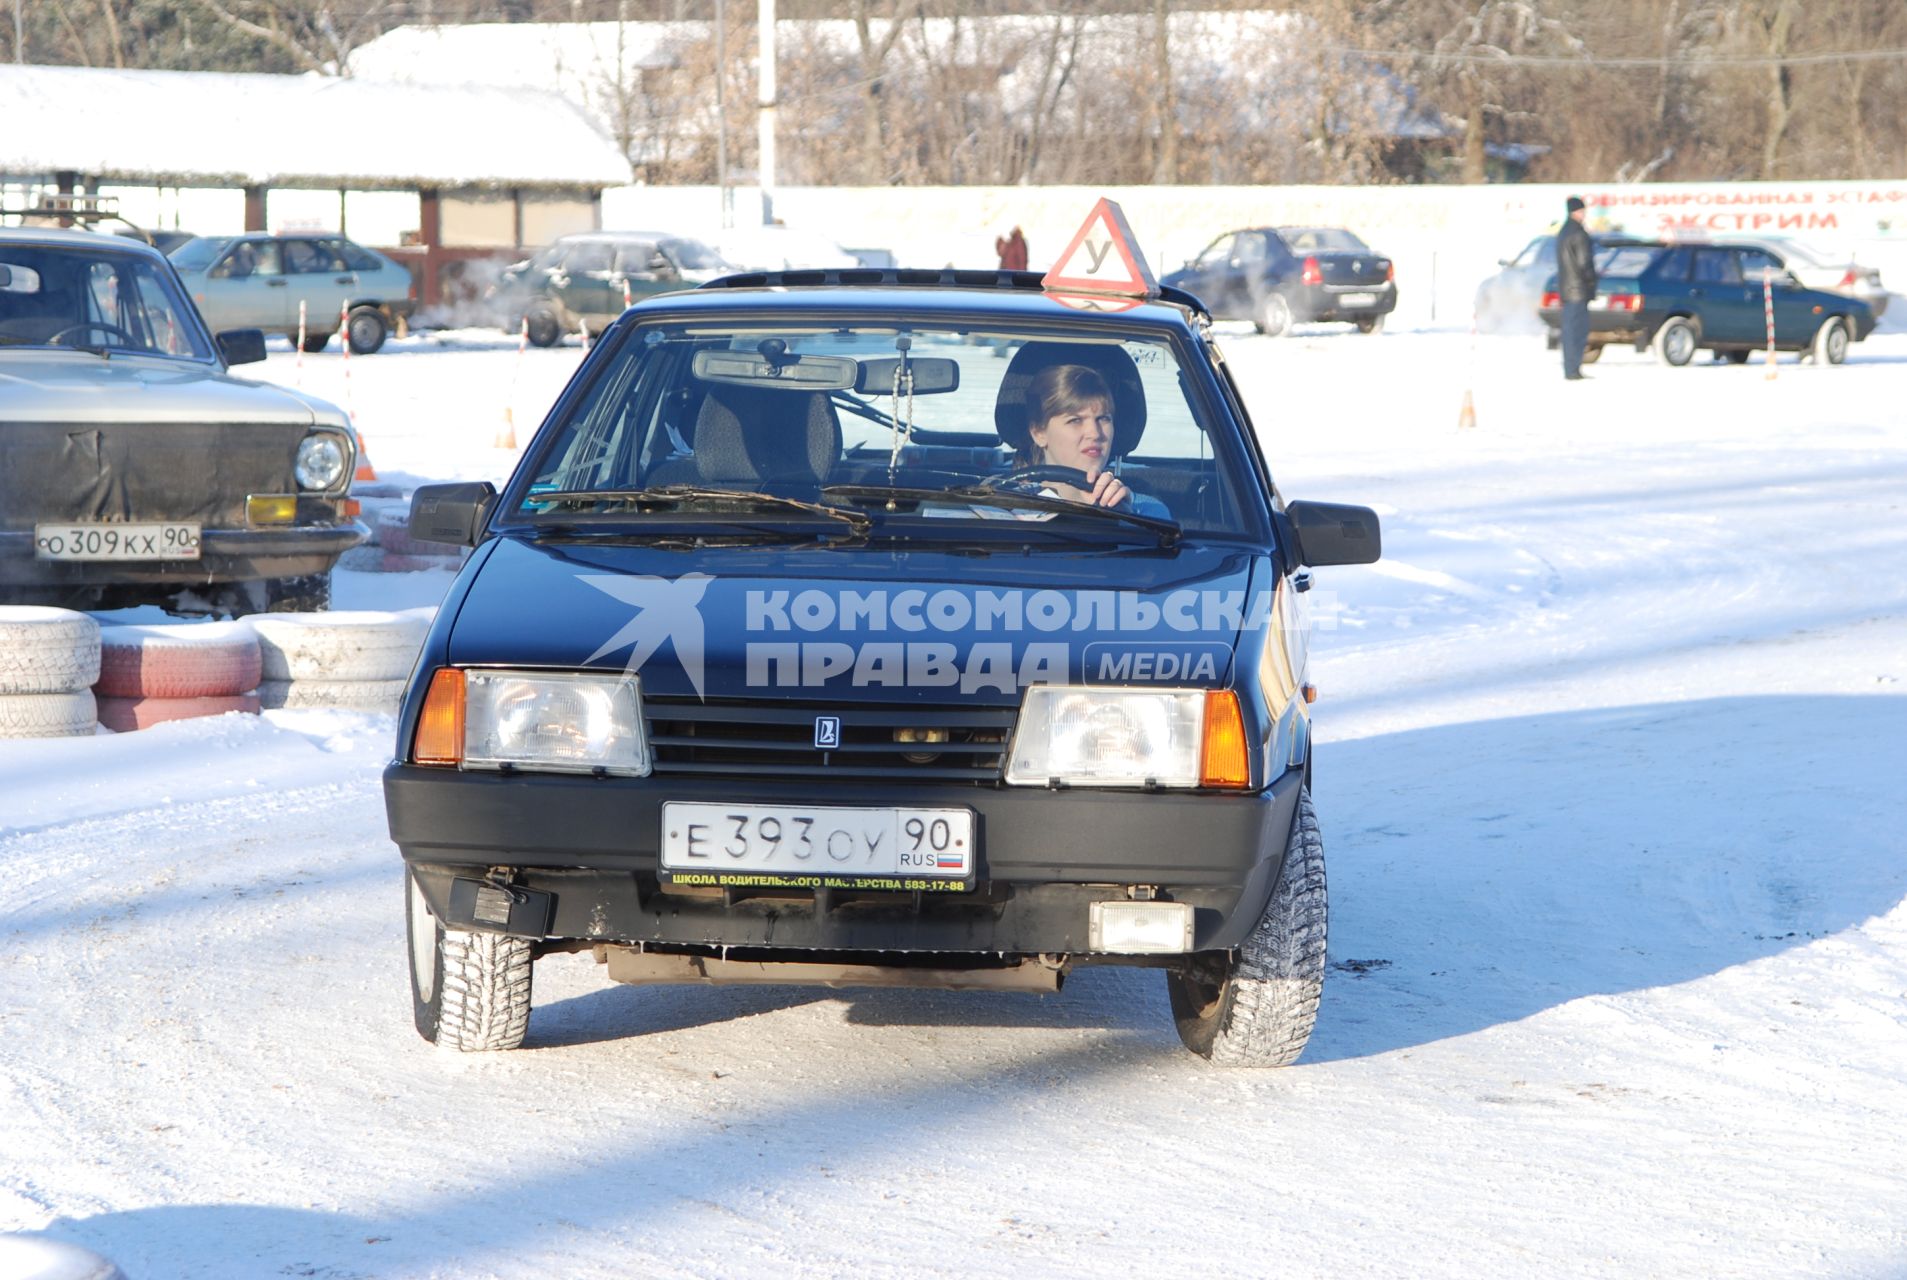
[1167, 788, 1327, 1067]
[407, 872, 534, 1051]
[1813, 316, 1849, 365]
[1253, 292, 1293, 337]
[300, 331, 332, 354]
[1355, 315, 1384, 335]
[1654, 316, 1698, 367]
[345, 306, 387, 355]
[524, 307, 563, 348]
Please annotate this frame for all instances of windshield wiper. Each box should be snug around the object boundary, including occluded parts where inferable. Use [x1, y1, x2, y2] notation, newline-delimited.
[822, 483, 1180, 548]
[526, 485, 871, 533]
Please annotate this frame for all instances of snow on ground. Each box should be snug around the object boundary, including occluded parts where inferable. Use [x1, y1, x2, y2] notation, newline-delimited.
[3, 317, 1905, 1279]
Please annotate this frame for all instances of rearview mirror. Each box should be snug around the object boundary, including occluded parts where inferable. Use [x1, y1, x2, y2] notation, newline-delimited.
[1282, 500, 1382, 567]
[853, 357, 960, 395]
[409, 481, 498, 548]
[0, 263, 43, 293]
[217, 328, 267, 365]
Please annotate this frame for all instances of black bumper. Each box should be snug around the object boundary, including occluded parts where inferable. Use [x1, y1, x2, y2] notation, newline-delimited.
[1295, 283, 1397, 322]
[0, 520, 368, 588]
[385, 765, 1303, 957]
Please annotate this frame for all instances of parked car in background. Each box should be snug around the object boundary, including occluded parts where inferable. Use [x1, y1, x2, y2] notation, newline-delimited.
[1712, 235, 1888, 319]
[1474, 229, 1655, 333]
[1, 228, 366, 615]
[1161, 226, 1396, 335]
[485, 231, 731, 347]
[708, 224, 863, 272]
[169, 232, 416, 354]
[1538, 241, 1876, 367]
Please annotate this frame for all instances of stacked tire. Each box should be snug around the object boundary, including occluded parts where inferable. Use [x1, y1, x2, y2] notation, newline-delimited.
[252, 610, 431, 713]
[0, 607, 100, 739]
[375, 506, 469, 573]
[93, 621, 263, 732]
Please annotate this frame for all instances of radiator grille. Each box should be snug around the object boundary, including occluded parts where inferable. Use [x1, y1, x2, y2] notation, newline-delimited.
[644, 697, 1016, 782]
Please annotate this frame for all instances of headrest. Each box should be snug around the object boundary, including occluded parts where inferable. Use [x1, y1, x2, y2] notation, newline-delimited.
[993, 341, 1148, 456]
[693, 385, 841, 486]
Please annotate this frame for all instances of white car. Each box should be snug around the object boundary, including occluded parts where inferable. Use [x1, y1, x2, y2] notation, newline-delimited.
[706, 225, 862, 272]
[1718, 235, 1888, 319]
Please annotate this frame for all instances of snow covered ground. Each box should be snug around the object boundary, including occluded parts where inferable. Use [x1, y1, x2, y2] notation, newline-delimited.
[3, 318, 1905, 1279]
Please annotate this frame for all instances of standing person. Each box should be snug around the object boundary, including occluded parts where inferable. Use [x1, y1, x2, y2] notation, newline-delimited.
[996, 226, 1029, 271]
[1556, 196, 1598, 380]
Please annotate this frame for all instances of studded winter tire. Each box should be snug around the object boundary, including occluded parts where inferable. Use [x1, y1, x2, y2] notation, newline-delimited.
[408, 872, 534, 1051]
[1167, 788, 1327, 1067]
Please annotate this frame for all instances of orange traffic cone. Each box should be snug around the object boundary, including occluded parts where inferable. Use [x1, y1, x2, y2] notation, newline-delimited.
[354, 432, 379, 483]
[1457, 388, 1477, 430]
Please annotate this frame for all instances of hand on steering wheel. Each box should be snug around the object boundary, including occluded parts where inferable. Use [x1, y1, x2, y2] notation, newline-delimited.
[986, 465, 1131, 509]
[48, 322, 137, 348]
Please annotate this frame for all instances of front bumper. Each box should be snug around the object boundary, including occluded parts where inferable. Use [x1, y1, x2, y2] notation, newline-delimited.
[386, 765, 1303, 957]
[0, 519, 368, 588]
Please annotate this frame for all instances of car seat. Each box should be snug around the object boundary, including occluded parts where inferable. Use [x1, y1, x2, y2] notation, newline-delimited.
[665, 383, 842, 487]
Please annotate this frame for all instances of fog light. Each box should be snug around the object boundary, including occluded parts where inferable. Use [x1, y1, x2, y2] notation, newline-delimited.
[247, 494, 298, 524]
[1089, 900, 1195, 954]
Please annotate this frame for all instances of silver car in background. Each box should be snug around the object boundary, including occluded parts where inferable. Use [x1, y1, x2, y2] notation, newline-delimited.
[170, 232, 417, 354]
[1713, 235, 1889, 319]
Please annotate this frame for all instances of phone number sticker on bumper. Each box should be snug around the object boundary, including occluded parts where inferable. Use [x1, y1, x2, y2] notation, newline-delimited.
[661, 802, 975, 889]
[35, 522, 201, 561]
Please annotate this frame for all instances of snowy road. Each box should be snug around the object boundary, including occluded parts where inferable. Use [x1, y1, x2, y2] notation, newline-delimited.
[4, 323, 1905, 1279]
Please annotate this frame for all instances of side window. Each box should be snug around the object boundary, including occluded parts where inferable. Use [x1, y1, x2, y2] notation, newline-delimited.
[1234, 234, 1267, 265]
[332, 239, 383, 272]
[283, 240, 327, 274]
[1195, 236, 1234, 268]
[1652, 247, 1693, 282]
[1693, 249, 1741, 285]
[565, 243, 614, 274]
[83, 263, 119, 327]
[1737, 248, 1781, 281]
[617, 242, 662, 277]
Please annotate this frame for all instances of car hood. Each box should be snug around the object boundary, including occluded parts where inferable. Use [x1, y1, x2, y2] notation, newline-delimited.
[0, 350, 350, 427]
[446, 537, 1264, 704]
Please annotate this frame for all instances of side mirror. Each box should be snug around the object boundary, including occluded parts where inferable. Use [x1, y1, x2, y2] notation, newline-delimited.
[1283, 499, 1382, 567]
[409, 481, 498, 548]
[217, 328, 267, 366]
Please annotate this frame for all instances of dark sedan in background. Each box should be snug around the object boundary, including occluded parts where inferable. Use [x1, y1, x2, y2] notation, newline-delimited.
[1540, 241, 1877, 367]
[1163, 226, 1396, 336]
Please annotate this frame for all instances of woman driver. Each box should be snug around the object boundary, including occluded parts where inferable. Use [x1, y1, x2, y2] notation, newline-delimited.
[1019, 364, 1168, 517]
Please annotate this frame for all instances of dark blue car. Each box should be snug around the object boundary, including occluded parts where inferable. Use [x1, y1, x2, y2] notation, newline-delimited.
[1539, 240, 1877, 366]
[383, 266, 1381, 1066]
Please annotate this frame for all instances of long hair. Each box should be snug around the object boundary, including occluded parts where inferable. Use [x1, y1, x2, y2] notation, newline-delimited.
[1019, 364, 1112, 467]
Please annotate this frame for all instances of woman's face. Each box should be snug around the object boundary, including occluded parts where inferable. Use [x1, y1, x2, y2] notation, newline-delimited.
[1031, 397, 1114, 472]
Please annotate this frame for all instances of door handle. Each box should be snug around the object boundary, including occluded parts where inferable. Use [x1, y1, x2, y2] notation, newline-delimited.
[335, 275, 354, 285]
[266, 279, 287, 287]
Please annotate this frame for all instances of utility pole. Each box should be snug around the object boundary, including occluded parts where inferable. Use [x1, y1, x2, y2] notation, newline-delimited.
[757, 0, 775, 226]
[14, 0, 24, 64]
[716, 0, 731, 227]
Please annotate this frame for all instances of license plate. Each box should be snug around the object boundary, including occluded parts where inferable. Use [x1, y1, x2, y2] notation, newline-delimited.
[34, 522, 202, 561]
[661, 802, 975, 890]
[1338, 292, 1377, 308]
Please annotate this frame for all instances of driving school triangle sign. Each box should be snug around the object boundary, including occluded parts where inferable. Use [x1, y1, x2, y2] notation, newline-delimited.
[1042, 197, 1160, 299]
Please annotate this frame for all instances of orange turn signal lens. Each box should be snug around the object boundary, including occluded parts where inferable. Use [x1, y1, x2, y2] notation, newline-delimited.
[1200, 690, 1250, 789]
[413, 668, 465, 766]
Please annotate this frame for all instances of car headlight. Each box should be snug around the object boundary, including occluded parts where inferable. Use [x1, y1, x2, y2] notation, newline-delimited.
[1005, 686, 1249, 789]
[295, 434, 348, 491]
[416, 669, 649, 776]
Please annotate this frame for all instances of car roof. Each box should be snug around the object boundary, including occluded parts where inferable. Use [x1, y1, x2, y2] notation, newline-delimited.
[0, 225, 169, 262]
[559, 230, 690, 242]
[638, 269, 1208, 328]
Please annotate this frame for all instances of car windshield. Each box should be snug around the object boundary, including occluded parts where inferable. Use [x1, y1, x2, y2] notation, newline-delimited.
[0, 244, 215, 360]
[662, 238, 727, 270]
[1511, 236, 1554, 269]
[1280, 228, 1368, 253]
[518, 319, 1249, 537]
[1596, 247, 1663, 277]
[167, 236, 229, 271]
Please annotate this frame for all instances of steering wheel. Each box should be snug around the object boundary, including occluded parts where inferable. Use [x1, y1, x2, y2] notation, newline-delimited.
[981, 465, 1095, 492]
[48, 322, 136, 347]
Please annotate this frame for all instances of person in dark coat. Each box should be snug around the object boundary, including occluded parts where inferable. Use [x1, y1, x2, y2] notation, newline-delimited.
[996, 227, 1029, 271]
[1556, 196, 1598, 380]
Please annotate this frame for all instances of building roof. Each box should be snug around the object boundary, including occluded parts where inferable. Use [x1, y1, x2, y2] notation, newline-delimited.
[0, 64, 631, 192]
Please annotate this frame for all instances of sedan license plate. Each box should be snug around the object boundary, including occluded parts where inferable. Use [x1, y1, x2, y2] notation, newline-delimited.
[35, 522, 201, 561]
[1337, 292, 1377, 308]
[661, 802, 975, 891]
